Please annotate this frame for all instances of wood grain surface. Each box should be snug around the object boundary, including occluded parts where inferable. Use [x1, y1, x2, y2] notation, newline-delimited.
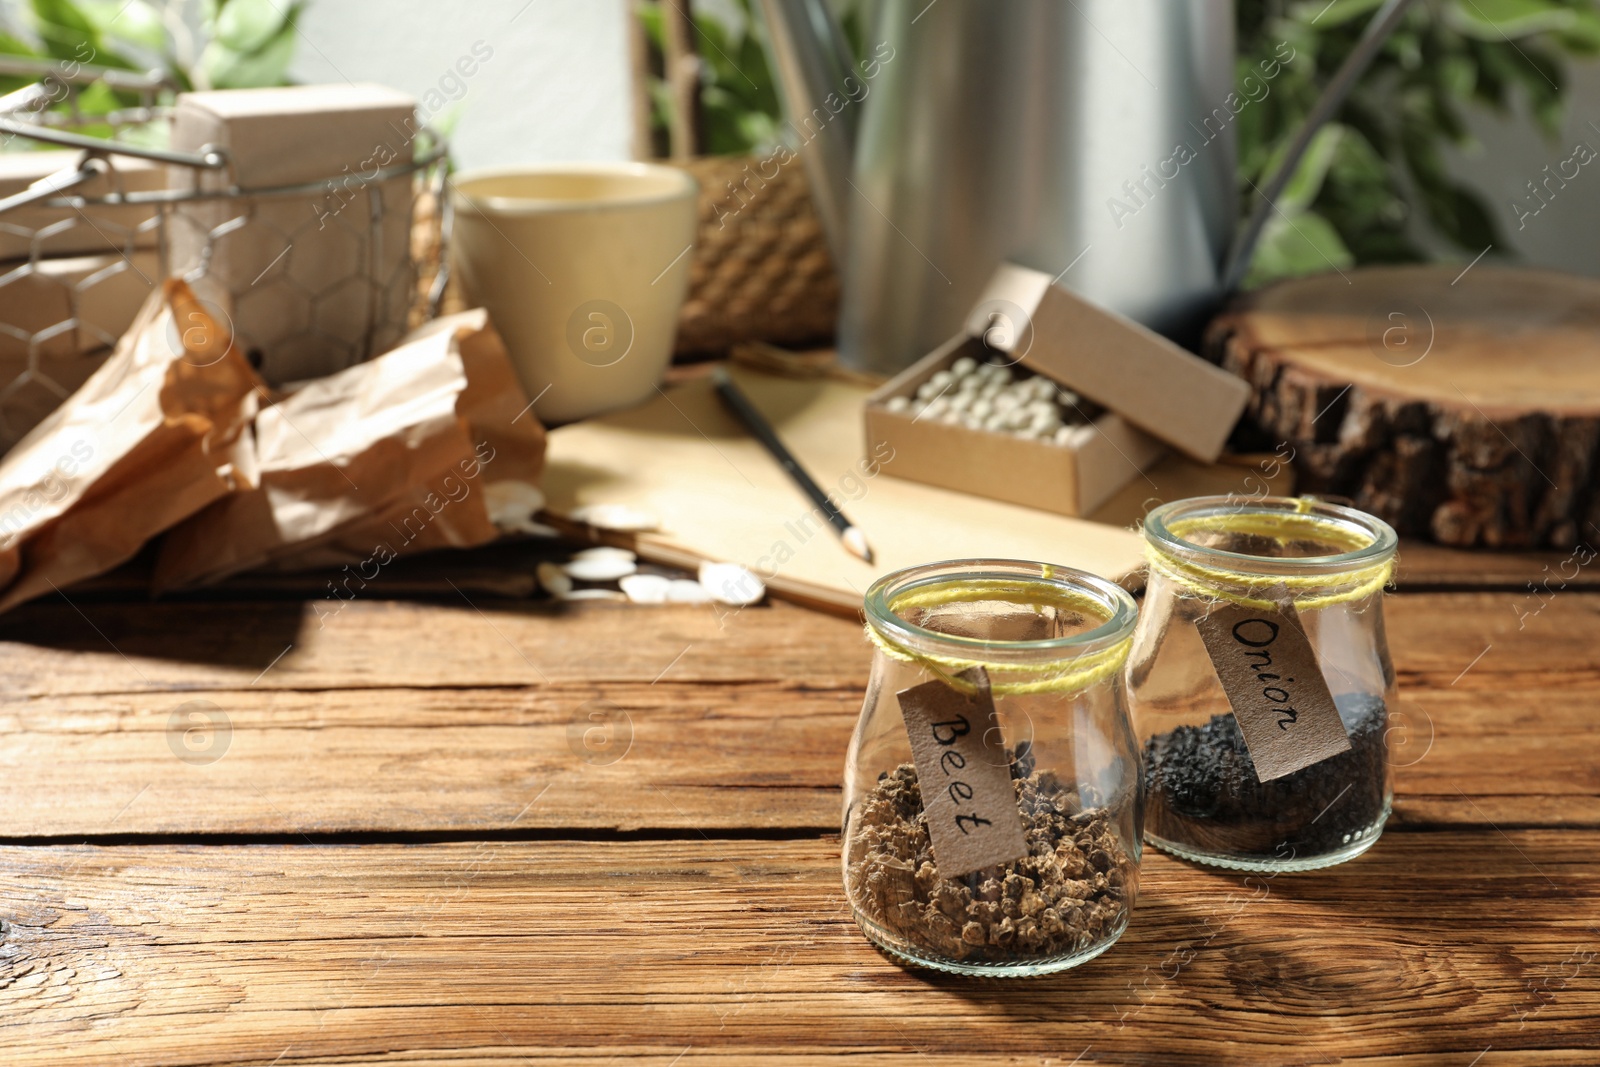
[0, 594, 1595, 837]
[1, 541, 1596, 1064]
[2, 835, 1596, 1066]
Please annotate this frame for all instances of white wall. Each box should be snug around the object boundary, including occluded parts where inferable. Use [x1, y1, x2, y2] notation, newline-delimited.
[1448, 60, 1600, 277]
[289, 0, 634, 172]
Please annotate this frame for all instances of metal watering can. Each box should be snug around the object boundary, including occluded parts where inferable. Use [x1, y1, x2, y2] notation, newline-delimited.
[757, 0, 1412, 374]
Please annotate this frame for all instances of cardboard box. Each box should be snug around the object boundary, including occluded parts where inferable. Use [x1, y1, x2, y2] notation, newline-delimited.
[169, 84, 418, 384]
[967, 263, 1251, 463]
[866, 333, 1168, 517]
[864, 263, 1251, 517]
[0, 150, 165, 262]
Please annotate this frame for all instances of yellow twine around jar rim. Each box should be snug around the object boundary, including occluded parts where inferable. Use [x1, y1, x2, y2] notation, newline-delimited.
[1146, 500, 1394, 612]
[863, 577, 1133, 696]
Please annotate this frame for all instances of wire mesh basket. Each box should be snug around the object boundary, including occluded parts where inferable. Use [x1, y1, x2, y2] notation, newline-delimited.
[0, 57, 451, 450]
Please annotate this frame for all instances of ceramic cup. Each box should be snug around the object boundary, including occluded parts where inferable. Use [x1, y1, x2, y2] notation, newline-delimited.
[450, 163, 698, 424]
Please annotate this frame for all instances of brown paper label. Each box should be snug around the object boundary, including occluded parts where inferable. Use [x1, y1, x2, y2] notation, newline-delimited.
[1195, 600, 1351, 782]
[896, 667, 1029, 878]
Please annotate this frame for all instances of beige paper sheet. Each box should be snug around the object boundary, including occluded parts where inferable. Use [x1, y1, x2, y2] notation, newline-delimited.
[543, 366, 1159, 614]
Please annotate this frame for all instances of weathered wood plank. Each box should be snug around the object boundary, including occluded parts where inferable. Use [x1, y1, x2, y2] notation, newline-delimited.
[1, 835, 1595, 1066]
[0, 599, 867, 696]
[0, 676, 1593, 836]
[0, 593, 1593, 699]
[0, 597, 1595, 835]
[1393, 540, 1600, 591]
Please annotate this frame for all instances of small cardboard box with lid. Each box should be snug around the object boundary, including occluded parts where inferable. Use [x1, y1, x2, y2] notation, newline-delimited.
[864, 263, 1251, 517]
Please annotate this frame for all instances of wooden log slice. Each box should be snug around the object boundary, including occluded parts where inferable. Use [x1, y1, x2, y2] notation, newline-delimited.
[1206, 265, 1600, 548]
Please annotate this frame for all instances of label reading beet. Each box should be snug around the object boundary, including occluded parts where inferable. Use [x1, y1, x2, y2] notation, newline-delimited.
[896, 666, 1028, 877]
[1195, 600, 1351, 782]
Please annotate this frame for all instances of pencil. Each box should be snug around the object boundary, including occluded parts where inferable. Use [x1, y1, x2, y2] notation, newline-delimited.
[711, 365, 874, 564]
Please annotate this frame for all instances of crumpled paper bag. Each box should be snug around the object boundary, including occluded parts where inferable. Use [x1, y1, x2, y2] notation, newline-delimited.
[154, 307, 545, 590]
[0, 279, 264, 612]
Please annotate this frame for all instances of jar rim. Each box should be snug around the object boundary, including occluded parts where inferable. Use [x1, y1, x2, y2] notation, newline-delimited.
[863, 558, 1138, 663]
[1144, 496, 1398, 575]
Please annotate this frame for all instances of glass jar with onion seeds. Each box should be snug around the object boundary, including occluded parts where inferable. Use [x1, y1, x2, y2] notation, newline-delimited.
[1128, 496, 1399, 872]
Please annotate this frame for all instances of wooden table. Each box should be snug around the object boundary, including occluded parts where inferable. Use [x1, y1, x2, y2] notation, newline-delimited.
[2, 540, 1597, 1065]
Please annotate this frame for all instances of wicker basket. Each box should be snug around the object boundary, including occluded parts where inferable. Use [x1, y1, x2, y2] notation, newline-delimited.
[667, 155, 839, 355]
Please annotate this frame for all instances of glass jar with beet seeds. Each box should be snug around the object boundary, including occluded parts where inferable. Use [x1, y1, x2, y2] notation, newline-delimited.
[1128, 496, 1398, 872]
[843, 559, 1143, 976]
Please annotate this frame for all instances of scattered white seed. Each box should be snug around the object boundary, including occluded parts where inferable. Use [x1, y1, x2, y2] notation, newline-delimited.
[698, 561, 765, 606]
[969, 398, 993, 420]
[573, 546, 636, 563]
[951, 355, 977, 378]
[564, 555, 638, 582]
[560, 588, 628, 602]
[619, 573, 672, 604]
[570, 503, 661, 532]
[484, 481, 546, 529]
[885, 395, 911, 414]
[947, 391, 973, 413]
[923, 397, 949, 418]
[665, 579, 713, 604]
[536, 561, 573, 598]
[929, 370, 954, 391]
[916, 380, 941, 401]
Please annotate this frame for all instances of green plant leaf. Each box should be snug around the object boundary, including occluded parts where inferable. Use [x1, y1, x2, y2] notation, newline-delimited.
[77, 0, 164, 53]
[1447, 0, 1578, 40]
[637, 3, 664, 51]
[1289, 0, 1386, 29]
[200, 5, 298, 89]
[1245, 209, 1356, 287]
[1438, 53, 1478, 97]
[1556, 6, 1600, 51]
[1259, 123, 1346, 215]
[0, 30, 39, 57]
[29, 0, 99, 60]
[214, 0, 292, 55]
